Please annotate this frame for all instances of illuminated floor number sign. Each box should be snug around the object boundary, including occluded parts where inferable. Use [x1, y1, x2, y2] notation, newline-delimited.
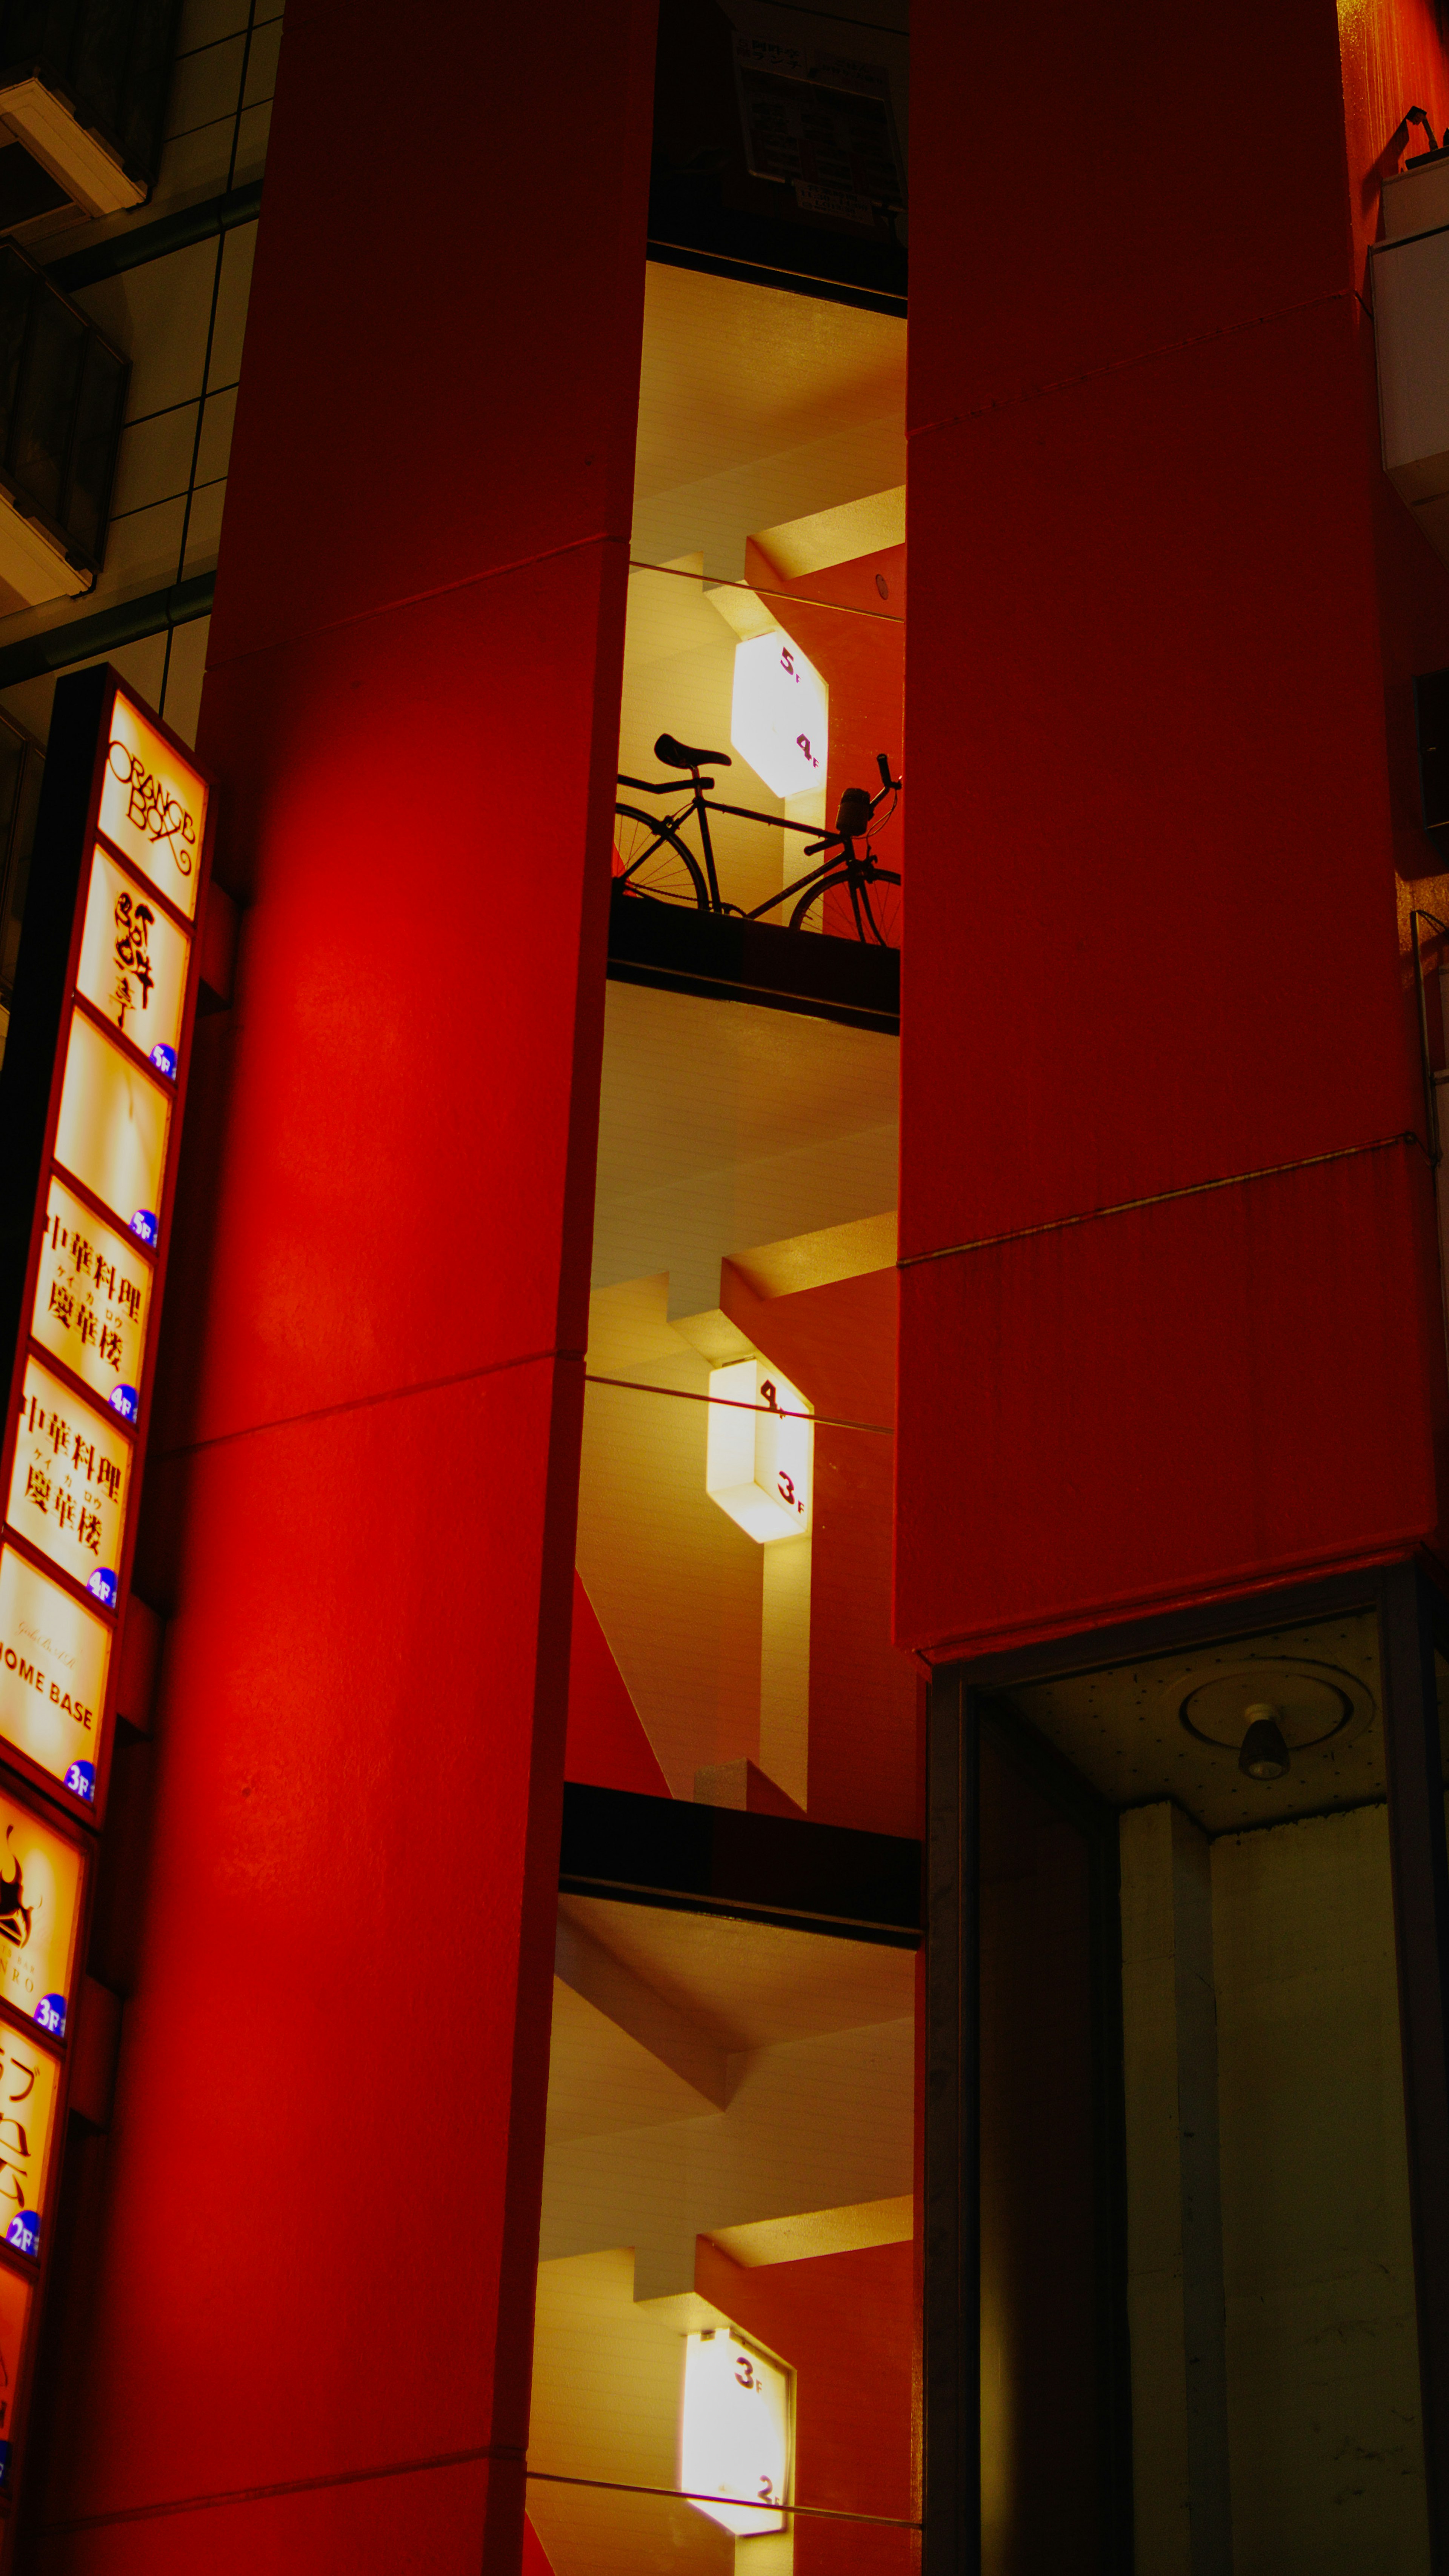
[0, 666, 217, 2531]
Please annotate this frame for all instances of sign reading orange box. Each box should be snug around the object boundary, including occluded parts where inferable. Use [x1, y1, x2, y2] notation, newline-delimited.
[97, 693, 205, 922]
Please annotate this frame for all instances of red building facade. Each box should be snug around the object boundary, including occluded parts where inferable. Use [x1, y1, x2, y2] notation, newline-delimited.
[0, 0, 1446, 2567]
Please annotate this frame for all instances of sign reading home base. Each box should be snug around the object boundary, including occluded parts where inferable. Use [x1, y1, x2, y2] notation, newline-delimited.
[0, 1550, 109, 1807]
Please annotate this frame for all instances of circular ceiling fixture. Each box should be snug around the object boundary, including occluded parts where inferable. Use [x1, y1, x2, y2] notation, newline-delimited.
[1166, 1655, 1375, 1760]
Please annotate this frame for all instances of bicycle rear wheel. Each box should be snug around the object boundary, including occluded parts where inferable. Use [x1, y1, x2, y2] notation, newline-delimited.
[613, 803, 709, 911]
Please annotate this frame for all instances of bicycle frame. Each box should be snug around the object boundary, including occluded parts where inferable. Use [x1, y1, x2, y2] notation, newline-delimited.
[616, 767, 900, 939]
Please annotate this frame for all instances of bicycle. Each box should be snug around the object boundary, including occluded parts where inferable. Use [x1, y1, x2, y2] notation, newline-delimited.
[614, 733, 903, 947]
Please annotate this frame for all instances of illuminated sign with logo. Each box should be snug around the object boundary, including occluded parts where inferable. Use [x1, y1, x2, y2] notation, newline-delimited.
[731, 627, 829, 800]
[97, 693, 202, 922]
[680, 2329, 792, 2536]
[706, 1359, 814, 1542]
[0, 1788, 82, 2039]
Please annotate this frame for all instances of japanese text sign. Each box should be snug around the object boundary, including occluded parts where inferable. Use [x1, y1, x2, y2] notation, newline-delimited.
[0, 2029, 58, 2261]
[31, 1177, 151, 1422]
[8, 1359, 131, 1609]
[77, 850, 189, 1081]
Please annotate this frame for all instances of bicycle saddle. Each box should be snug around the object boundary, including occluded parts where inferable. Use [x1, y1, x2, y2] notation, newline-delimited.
[655, 732, 732, 770]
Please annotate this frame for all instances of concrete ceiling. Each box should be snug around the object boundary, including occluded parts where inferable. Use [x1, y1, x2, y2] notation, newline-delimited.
[592, 979, 897, 1317]
[632, 263, 906, 578]
[1003, 1608, 1394, 1836]
[558, 1892, 914, 2054]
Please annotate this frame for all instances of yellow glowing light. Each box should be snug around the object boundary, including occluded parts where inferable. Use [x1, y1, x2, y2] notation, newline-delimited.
[77, 848, 190, 1079]
[54, 1010, 170, 1248]
[31, 1176, 152, 1421]
[0, 2258, 31, 2467]
[0, 1549, 109, 1805]
[97, 691, 206, 921]
[730, 628, 829, 799]
[680, 2328, 792, 2537]
[7, 1359, 131, 1609]
[0, 1787, 82, 2038]
[706, 1360, 813, 1542]
[0, 2026, 60, 2261]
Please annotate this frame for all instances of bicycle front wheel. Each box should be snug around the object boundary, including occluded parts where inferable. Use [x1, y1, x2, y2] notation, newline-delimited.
[613, 804, 709, 911]
[789, 859, 902, 947]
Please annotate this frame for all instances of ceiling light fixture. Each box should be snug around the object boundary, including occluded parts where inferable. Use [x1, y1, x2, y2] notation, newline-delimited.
[1238, 1702, 1291, 1782]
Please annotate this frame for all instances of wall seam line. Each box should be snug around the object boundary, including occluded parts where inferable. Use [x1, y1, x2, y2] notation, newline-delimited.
[43, 2439, 526, 2534]
[897, 1129, 1422, 1270]
[906, 283, 1358, 443]
[152, 1343, 586, 1466]
[202, 527, 628, 677]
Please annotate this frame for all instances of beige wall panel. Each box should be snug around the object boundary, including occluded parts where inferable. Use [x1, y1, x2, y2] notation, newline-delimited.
[1214, 1807, 1428, 2574]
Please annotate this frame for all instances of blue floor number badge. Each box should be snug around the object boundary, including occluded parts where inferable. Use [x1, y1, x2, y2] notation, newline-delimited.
[129, 1209, 159, 1248]
[6, 2213, 38, 2260]
[33, 1995, 65, 2039]
[108, 1383, 139, 1424]
[85, 1568, 117, 1609]
[149, 1042, 177, 1080]
[63, 1760, 96, 1805]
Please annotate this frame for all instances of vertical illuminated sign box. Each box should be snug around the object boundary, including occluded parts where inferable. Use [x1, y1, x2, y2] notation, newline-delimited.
[0, 664, 215, 1824]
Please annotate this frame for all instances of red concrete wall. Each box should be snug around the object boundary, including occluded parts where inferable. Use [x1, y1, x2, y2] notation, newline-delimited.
[898, 0, 1449, 1655]
[566, 1573, 669, 1797]
[28, 0, 657, 2565]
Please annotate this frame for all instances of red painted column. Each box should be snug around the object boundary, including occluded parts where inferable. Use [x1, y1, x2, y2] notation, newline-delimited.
[898, 0, 1449, 1657]
[27, 0, 655, 2566]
